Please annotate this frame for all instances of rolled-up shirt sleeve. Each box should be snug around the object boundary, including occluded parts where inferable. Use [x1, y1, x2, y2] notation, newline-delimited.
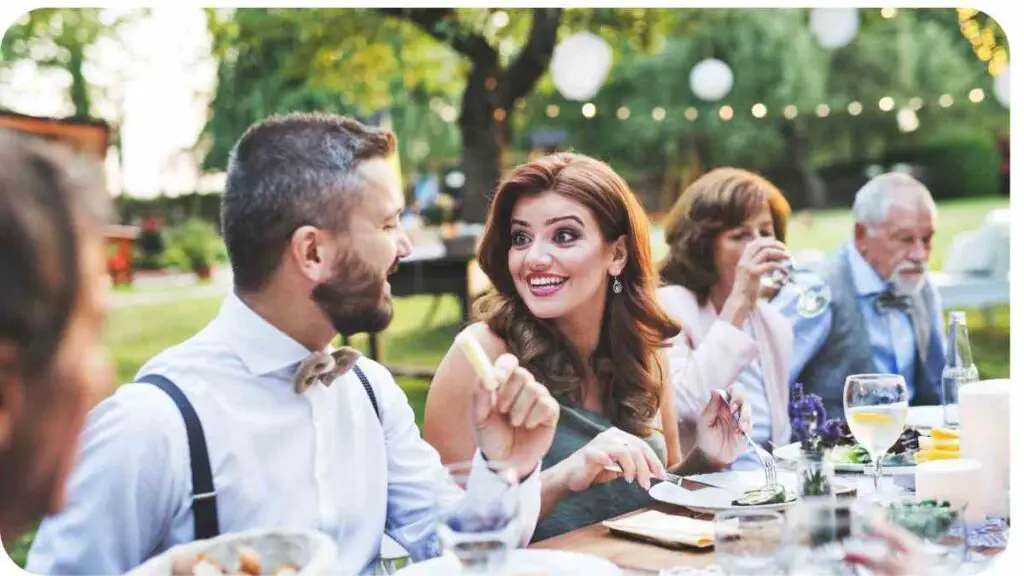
[26, 384, 187, 575]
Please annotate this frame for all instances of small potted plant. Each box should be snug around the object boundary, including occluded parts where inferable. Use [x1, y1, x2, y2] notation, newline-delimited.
[171, 219, 218, 282]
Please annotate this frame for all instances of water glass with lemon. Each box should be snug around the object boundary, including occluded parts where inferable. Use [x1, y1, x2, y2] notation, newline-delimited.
[843, 374, 909, 494]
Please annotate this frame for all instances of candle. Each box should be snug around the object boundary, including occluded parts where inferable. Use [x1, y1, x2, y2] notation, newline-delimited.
[914, 459, 985, 523]
[958, 379, 1011, 518]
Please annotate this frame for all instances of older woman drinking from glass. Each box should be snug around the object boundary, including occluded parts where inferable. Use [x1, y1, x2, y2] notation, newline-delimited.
[657, 167, 794, 467]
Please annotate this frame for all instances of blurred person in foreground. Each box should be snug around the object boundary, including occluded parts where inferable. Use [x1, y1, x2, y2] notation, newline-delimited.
[656, 168, 793, 467]
[773, 172, 943, 418]
[27, 113, 559, 574]
[423, 153, 752, 541]
[0, 129, 114, 541]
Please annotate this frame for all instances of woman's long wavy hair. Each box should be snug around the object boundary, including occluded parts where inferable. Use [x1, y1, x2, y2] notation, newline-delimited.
[476, 153, 681, 437]
[661, 167, 791, 306]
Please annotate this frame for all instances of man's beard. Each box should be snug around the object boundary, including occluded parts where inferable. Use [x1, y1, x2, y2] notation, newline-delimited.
[312, 248, 400, 336]
[888, 260, 926, 295]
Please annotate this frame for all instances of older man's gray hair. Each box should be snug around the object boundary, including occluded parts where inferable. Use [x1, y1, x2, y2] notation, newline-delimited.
[852, 172, 937, 230]
[221, 112, 396, 293]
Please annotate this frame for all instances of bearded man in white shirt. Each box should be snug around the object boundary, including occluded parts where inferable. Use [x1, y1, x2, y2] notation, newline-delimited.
[26, 113, 563, 574]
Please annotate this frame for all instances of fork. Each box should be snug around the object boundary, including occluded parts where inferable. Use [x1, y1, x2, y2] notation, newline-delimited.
[719, 388, 779, 489]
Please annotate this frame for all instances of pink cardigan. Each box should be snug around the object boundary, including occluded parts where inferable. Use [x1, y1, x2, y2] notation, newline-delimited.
[656, 284, 793, 447]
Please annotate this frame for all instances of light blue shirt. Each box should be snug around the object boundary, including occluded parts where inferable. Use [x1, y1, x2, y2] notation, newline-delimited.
[729, 321, 773, 472]
[773, 243, 943, 402]
[27, 293, 541, 575]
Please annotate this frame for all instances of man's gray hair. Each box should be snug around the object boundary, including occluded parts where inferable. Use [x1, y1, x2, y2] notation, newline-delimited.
[221, 112, 396, 293]
[852, 172, 936, 229]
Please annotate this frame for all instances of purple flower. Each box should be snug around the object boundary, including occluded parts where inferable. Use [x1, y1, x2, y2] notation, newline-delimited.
[788, 382, 831, 450]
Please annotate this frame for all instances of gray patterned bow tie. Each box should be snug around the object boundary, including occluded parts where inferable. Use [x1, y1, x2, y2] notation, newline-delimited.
[293, 347, 361, 394]
[874, 290, 911, 313]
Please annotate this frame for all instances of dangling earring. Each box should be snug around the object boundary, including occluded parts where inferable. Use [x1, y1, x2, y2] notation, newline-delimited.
[612, 275, 623, 294]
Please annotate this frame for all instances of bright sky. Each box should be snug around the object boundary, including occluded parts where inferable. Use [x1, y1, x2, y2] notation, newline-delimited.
[1, 7, 219, 198]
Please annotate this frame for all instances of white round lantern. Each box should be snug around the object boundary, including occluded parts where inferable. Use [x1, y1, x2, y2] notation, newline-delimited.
[994, 65, 1010, 108]
[689, 58, 734, 102]
[809, 8, 860, 49]
[549, 32, 613, 101]
[896, 107, 919, 133]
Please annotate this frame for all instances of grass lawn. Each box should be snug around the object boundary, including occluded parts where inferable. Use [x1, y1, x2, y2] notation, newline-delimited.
[4, 196, 1010, 567]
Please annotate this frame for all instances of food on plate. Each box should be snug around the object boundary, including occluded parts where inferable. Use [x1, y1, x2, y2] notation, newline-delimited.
[913, 428, 961, 463]
[882, 499, 958, 540]
[731, 485, 793, 507]
[170, 549, 300, 576]
[822, 421, 920, 466]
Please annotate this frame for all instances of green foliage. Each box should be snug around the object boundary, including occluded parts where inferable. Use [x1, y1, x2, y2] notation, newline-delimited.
[166, 218, 219, 272]
[884, 130, 1001, 199]
[1, 8, 136, 117]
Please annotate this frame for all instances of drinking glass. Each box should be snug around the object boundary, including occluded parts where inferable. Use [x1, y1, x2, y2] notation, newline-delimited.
[435, 460, 520, 574]
[783, 496, 855, 576]
[714, 510, 785, 575]
[760, 259, 831, 318]
[854, 495, 968, 575]
[843, 374, 909, 494]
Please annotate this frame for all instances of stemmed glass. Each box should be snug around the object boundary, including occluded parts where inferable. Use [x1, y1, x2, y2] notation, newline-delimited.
[843, 374, 909, 495]
[761, 259, 831, 318]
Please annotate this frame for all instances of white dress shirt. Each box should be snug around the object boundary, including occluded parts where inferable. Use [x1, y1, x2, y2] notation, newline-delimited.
[27, 293, 541, 575]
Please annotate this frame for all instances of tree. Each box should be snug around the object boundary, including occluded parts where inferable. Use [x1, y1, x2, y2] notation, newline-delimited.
[201, 8, 670, 222]
[1, 8, 133, 117]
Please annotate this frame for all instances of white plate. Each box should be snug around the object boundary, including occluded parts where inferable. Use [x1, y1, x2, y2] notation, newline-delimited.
[773, 442, 917, 475]
[648, 470, 800, 514]
[393, 549, 621, 575]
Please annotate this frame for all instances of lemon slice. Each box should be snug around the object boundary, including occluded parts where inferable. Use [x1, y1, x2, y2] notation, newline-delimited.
[918, 437, 959, 451]
[931, 427, 961, 440]
[915, 449, 961, 464]
[455, 330, 500, 391]
[850, 412, 894, 425]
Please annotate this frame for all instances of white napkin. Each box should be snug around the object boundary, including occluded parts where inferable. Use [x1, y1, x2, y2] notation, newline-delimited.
[604, 510, 715, 548]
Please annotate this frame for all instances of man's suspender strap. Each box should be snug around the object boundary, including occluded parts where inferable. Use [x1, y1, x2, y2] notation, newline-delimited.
[138, 374, 220, 540]
[138, 366, 379, 542]
[353, 365, 381, 421]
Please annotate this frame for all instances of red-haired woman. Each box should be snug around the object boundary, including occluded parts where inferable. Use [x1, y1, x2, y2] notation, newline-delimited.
[424, 153, 750, 541]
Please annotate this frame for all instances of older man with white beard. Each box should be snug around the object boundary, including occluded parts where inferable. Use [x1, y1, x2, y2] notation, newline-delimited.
[773, 172, 944, 418]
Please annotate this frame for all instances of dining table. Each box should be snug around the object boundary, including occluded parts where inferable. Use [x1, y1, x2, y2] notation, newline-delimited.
[528, 475, 1008, 575]
[530, 502, 717, 575]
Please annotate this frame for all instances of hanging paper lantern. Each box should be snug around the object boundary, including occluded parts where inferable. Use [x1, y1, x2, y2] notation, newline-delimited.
[689, 58, 734, 102]
[549, 32, 613, 101]
[896, 107, 919, 133]
[809, 8, 860, 49]
[994, 65, 1010, 108]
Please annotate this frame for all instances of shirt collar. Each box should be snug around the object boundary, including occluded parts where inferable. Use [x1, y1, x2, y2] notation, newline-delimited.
[212, 291, 320, 376]
[844, 242, 888, 297]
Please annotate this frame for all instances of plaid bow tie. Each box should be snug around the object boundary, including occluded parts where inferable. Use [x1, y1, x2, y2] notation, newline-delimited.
[874, 290, 911, 313]
[293, 346, 361, 394]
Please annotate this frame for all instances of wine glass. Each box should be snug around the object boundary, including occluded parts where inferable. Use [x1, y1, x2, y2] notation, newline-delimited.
[761, 259, 831, 318]
[843, 374, 909, 495]
[435, 460, 521, 574]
